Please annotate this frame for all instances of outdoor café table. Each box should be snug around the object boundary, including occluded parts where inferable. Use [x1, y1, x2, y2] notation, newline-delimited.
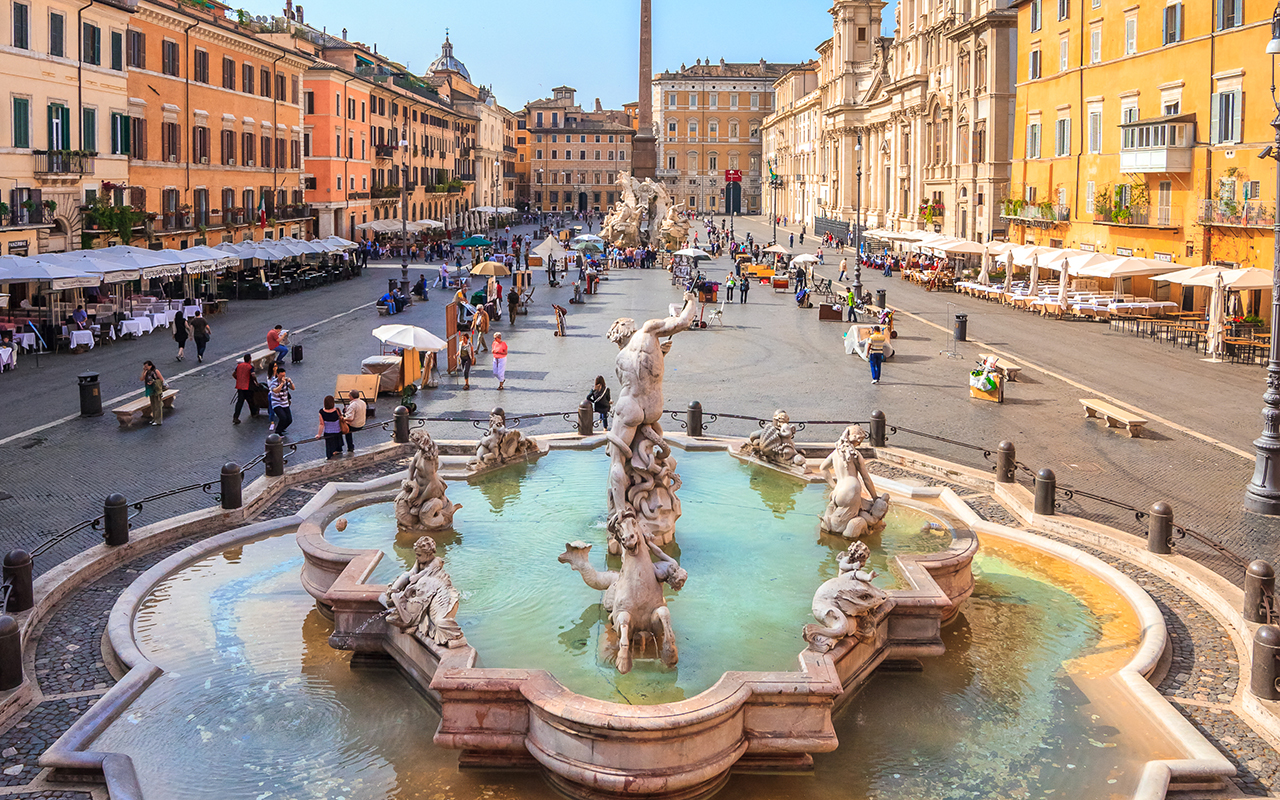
[69, 330, 94, 349]
[1169, 325, 1203, 349]
[120, 318, 151, 337]
[150, 313, 170, 330]
[13, 332, 35, 351]
[1226, 337, 1263, 364]
[182, 302, 201, 318]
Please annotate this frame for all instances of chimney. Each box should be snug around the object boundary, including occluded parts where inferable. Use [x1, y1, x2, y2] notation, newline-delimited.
[594, 98, 603, 112]
[342, 27, 348, 40]
[296, 4, 303, 23]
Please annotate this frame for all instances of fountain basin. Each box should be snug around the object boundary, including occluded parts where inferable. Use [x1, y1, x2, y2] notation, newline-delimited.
[296, 441, 976, 799]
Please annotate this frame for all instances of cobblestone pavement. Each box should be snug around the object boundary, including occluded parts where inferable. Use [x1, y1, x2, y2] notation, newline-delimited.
[0, 217, 1278, 587]
[0, 457, 1272, 798]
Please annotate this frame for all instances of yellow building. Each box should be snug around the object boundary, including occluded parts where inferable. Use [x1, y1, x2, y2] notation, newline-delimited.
[1009, 0, 1276, 284]
[0, 0, 136, 254]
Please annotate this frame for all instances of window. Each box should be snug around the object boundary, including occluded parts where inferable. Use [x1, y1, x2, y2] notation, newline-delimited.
[1163, 4, 1184, 44]
[161, 121, 180, 161]
[261, 135, 272, 168]
[302, 131, 310, 157]
[1088, 111, 1102, 153]
[1028, 48, 1041, 80]
[751, 93, 759, 109]
[12, 2, 28, 49]
[535, 149, 543, 159]
[81, 107, 95, 151]
[1211, 90, 1243, 144]
[1246, 179, 1261, 199]
[1121, 105, 1139, 148]
[1060, 38, 1069, 72]
[730, 93, 739, 109]
[594, 150, 601, 160]
[48, 12, 62, 56]
[579, 149, 586, 160]
[46, 102, 69, 150]
[242, 131, 254, 165]
[261, 68, 271, 98]
[193, 49, 208, 83]
[689, 93, 697, 109]
[1090, 28, 1101, 63]
[1216, 0, 1241, 30]
[304, 90, 314, 114]
[126, 29, 144, 68]
[1054, 118, 1070, 156]
[1026, 122, 1041, 159]
[242, 63, 254, 95]
[975, 48, 987, 92]
[110, 30, 121, 70]
[551, 149, 557, 160]
[129, 117, 145, 159]
[191, 125, 208, 163]
[1057, 0, 1069, 20]
[291, 76, 299, 105]
[109, 112, 129, 154]
[972, 120, 986, 162]
[1086, 180, 1095, 213]
[551, 112, 558, 127]
[1030, 0, 1041, 31]
[220, 129, 235, 164]
[1163, 99, 1180, 115]
[1124, 17, 1137, 55]
[709, 154, 718, 171]
[161, 40, 178, 76]
[82, 22, 101, 65]
[278, 75, 288, 104]
[11, 97, 28, 148]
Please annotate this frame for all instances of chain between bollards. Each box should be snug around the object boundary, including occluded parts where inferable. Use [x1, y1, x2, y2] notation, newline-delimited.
[1147, 501, 1173, 555]
[869, 410, 886, 448]
[1247, 560, 1276, 624]
[1034, 469, 1056, 516]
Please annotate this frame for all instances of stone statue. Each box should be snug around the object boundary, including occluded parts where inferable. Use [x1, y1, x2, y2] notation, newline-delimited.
[741, 410, 808, 470]
[599, 170, 678, 249]
[818, 425, 890, 539]
[605, 292, 698, 545]
[468, 407, 538, 470]
[802, 540, 891, 653]
[379, 536, 466, 648]
[658, 203, 691, 250]
[558, 515, 683, 673]
[395, 429, 461, 531]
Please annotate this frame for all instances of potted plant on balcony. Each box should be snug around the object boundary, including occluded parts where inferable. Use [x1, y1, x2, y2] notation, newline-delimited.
[0, 201, 8, 221]
[1038, 200, 1055, 221]
[42, 199, 57, 215]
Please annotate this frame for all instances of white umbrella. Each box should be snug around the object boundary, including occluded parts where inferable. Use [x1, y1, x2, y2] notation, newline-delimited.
[939, 240, 987, 255]
[533, 235, 567, 260]
[1153, 265, 1224, 285]
[413, 219, 446, 230]
[792, 253, 819, 264]
[496, 206, 517, 214]
[1206, 272, 1226, 359]
[1039, 249, 1087, 272]
[976, 245, 992, 285]
[1002, 258, 1013, 294]
[1056, 263, 1070, 311]
[1180, 268, 1273, 290]
[45, 252, 140, 283]
[472, 206, 497, 214]
[322, 236, 358, 250]
[373, 324, 447, 352]
[1061, 252, 1120, 277]
[985, 241, 1018, 256]
[1077, 256, 1181, 279]
[1027, 253, 1040, 295]
[674, 248, 712, 259]
[762, 244, 791, 254]
[0, 255, 101, 288]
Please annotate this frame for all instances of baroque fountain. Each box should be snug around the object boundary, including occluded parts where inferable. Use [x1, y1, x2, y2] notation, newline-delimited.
[45, 291, 1239, 800]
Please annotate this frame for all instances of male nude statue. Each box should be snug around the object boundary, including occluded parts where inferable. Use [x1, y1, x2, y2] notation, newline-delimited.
[605, 291, 699, 524]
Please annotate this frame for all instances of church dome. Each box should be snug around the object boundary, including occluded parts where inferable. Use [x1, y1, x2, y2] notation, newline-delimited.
[430, 35, 470, 81]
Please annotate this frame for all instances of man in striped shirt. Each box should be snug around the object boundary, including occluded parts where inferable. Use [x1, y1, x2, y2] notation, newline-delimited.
[866, 326, 886, 385]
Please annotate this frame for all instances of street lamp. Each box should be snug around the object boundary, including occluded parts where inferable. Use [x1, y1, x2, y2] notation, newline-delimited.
[400, 122, 409, 287]
[493, 157, 500, 239]
[1244, 6, 1280, 514]
[851, 131, 864, 302]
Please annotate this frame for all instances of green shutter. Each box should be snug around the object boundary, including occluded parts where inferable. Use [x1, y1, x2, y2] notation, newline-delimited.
[1209, 92, 1221, 145]
[110, 113, 118, 154]
[12, 98, 28, 148]
[121, 113, 130, 154]
[60, 105, 70, 149]
[1232, 90, 1244, 144]
[46, 103, 55, 150]
[82, 108, 95, 152]
[111, 30, 122, 70]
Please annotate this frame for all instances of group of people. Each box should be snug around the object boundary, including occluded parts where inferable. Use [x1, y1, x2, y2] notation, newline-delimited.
[171, 309, 213, 362]
[455, 329, 507, 391]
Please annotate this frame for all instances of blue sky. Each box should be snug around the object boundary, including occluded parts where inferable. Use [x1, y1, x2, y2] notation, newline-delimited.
[247, 0, 895, 110]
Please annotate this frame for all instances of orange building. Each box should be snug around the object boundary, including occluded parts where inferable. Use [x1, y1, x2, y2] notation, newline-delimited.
[121, 0, 307, 249]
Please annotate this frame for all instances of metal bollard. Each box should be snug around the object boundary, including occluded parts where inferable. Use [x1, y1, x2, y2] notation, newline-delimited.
[2, 551, 33, 613]
[103, 493, 129, 546]
[393, 406, 410, 444]
[0, 616, 20, 691]
[1252, 625, 1280, 700]
[264, 434, 284, 477]
[1034, 469, 1056, 516]
[869, 410, 886, 448]
[220, 463, 243, 510]
[687, 401, 703, 438]
[577, 400, 593, 436]
[996, 441, 1016, 483]
[1147, 501, 1173, 555]
[1246, 560, 1276, 624]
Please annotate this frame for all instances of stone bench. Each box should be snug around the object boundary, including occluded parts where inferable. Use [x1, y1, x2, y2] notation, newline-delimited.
[978, 354, 1022, 382]
[1080, 398, 1147, 438]
[113, 389, 179, 426]
[250, 348, 279, 373]
[376, 302, 392, 316]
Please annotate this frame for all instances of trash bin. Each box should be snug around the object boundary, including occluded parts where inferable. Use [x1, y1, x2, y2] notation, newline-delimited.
[876, 289, 886, 309]
[78, 372, 102, 417]
[954, 313, 968, 342]
[388, 278, 398, 293]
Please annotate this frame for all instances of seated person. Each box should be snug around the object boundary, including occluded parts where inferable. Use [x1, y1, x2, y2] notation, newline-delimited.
[412, 275, 427, 298]
[379, 291, 398, 314]
[795, 287, 812, 309]
[0, 333, 15, 372]
[392, 289, 409, 313]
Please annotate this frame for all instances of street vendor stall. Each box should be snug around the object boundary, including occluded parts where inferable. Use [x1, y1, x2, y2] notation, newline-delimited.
[367, 323, 447, 395]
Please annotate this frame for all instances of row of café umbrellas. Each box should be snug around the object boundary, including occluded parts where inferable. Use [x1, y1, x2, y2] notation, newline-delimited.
[355, 219, 446, 235]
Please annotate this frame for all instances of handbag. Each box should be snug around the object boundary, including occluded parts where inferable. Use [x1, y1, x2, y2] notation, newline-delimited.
[339, 414, 350, 434]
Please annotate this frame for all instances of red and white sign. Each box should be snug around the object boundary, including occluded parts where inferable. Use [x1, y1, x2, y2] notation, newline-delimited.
[724, 169, 742, 183]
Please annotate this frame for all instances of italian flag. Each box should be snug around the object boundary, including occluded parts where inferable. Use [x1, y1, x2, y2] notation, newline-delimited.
[258, 195, 267, 228]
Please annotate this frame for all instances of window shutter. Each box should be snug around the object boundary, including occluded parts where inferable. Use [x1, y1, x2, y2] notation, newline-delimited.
[12, 98, 27, 148]
[1177, 4, 1184, 40]
[1232, 0, 1241, 27]
[1232, 90, 1243, 144]
[1162, 7, 1168, 43]
[1215, 0, 1223, 30]
[93, 26, 100, 64]
[1209, 92, 1221, 145]
[61, 105, 70, 149]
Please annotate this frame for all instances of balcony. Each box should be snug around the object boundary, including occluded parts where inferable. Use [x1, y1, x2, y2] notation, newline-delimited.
[457, 173, 476, 182]
[656, 168, 679, 177]
[375, 144, 395, 160]
[276, 204, 313, 220]
[1118, 115, 1194, 174]
[1198, 200, 1275, 229]
[3, 206, 48, 227]
[1000, 202, 1070, 228]
[1093, 206, 1181, 230]
[372, 185, 402, 199]
[35, 150, 95, 176]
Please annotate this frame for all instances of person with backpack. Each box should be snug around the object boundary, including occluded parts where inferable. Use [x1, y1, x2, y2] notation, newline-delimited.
[587, 376, 611, 429]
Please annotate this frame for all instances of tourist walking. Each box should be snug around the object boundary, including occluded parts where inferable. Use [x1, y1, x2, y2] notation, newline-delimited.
[189, 311, 211, 362]
[271, 367, 296, 435]
[459, 332, 475, 390]
[317, 396, 345, 460]
[725, 274, 736, 302]
[472, 305, 490, 353]
[838, 258, 848, 281]
[267, 325, 289, 367]
[739, 276, 750, 304]
[867, 326, 886, 385]
[173, 310, 189, 361]
[343, 390, 366, 453]
[141, 360, 165, 426]
[587, 375, 611, 429]
[491, 332, 507, 390]
[232, 354, 258, 423]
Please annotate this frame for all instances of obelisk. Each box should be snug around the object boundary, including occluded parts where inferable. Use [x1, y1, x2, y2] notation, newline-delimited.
[631, 0, 657, 180]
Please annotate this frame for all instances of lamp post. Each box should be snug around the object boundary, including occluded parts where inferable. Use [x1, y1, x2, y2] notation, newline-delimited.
[493, 157, 500, 239]
[400, 122, 409, 287]
[537, 169, 544, 224]
[851, 130, 864, 302]
[1245, 11, 1280, 514]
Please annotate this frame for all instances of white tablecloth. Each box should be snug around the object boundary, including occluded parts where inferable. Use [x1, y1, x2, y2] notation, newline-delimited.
[13, 332, 35, 350]
[69, 330, 94, 349]
[150, 313, 171, 329]
[0, 346, 14, 368]
[121, 318, 153, 337]
[183, 303, 202, 317]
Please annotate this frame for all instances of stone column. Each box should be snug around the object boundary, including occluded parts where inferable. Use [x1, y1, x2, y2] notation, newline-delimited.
[632, 0, 658, 181]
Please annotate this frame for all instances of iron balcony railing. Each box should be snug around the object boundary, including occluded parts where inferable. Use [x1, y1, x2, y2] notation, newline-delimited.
[1000, 203, 1070, 224]
[1093, 206, 1181, 228]
[1198, 200, 1275, 228]
[34, 150, 95, 175]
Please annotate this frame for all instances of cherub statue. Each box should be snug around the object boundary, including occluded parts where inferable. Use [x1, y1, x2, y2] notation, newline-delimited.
[379, 536, 466, 647]
[395, 429, 461, 530]
[742, 410, 807, 469]
[469, 407, 538, 469]
[802, 540, 891, 653]
[818, 425, 890, 539]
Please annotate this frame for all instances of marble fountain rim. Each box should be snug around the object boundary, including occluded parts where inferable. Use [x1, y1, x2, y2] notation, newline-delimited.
[35, 433, 1233, 800]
